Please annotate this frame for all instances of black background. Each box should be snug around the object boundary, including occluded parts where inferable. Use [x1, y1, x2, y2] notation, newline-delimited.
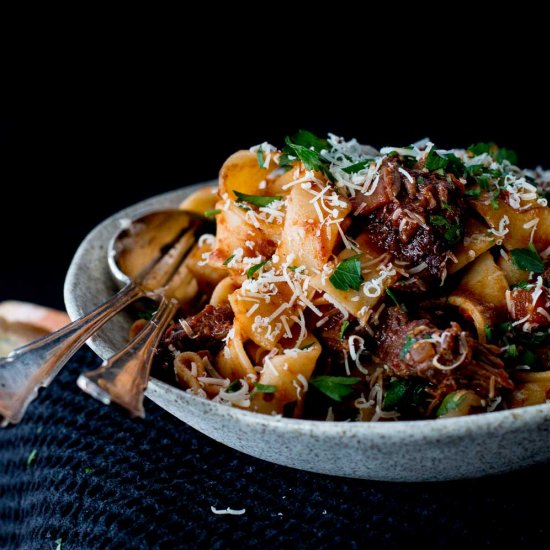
[2, 61, 549, 310]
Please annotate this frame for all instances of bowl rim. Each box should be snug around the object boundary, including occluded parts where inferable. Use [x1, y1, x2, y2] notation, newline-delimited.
[64, 182, 550, 438]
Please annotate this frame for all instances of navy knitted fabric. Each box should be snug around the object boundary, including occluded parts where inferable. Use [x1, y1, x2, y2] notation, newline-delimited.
[1, 348, 550, 550]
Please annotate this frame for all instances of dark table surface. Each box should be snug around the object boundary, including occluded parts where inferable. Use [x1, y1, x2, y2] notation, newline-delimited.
[1, 347, 550, 550]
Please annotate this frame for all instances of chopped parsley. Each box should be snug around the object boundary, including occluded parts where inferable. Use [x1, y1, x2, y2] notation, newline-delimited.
[342, 159, 373, 174]
[512, 280, 531, 290]
[339, 320, 350, 340]
[310, 376, 360, 402]
[519, 349, 536, 367]
[383, 379, 427, 411]
[256, 145, 265, 168]
[504, 344, 519, 359]
[204, 208, 221, 218]
[484, 325, 493, 343]
[246, 260, 268, 279]
[430, 214, 462, 245]
[233, 190, 282, 208]
[510, 243, 544, 273]
[251, 383, 277, 397]
[425, 150, 464, 176]
[27, 449, 38, 467]
[226, 379, 243, 393]
[279, 130, 332, 179]
[329, 255, 363, 291]
[467, 142, 518, 165]
[383, 379, 410, 410]
[436, 391, 467, 417]
[138, 307, 157, 321]
[386, 288, 402, 310]
[400, 336, 416, 360]
[223, 254, 236, 266]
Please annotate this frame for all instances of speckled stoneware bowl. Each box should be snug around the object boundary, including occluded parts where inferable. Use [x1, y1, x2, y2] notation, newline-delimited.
[65, 182, 550, 482]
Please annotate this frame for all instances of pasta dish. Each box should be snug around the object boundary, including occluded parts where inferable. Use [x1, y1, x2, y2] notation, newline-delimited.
[142, 132, 550, 421]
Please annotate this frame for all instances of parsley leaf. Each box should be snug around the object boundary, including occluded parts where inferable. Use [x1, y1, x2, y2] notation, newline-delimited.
[138, 307, 157, 321]
[280, 130, 332, 179]
[310, 376, 360, 402]
[27, 449, 37, 467]
[436, 391, 467, 417]
[340, 320, 350, 340]
[234, 190, 282, 208]
[256, 145, 265, 168]
[495, 147, 518, 165]
[468, 142, 493, 156]
[400, 336, 416, 359]
[386, 288, 402, 310]
[510, 244, 544, 273]
[425, 149, 448, 171]
[247, 261, 268, 279]
[430, 215, 462, 244]
[251, 383, 277, 397]
[484, 325, 493, 342]
[342, 159, 373, 174]
[222, 254, 236, 266]
[383, 379, 410, 410]
[204, 208, 221, 218]
[513, 280, 531, 290]
[226, 380, 244, 393]
[504, 344, 518, 359]
[329, 254, 363, 291]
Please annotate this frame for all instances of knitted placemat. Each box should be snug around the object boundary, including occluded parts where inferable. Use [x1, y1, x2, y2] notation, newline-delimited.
[1, 348, 549, 550]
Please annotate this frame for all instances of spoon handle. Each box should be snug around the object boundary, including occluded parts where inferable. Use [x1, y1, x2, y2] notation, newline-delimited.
[0, 283, 143, 426]
[77, 298, 178, 417]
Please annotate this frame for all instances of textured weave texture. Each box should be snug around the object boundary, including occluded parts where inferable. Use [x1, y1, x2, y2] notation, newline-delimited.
[1, 348, 550, 550]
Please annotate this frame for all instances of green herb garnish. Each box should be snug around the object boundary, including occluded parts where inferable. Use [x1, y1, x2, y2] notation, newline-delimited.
[256, 145, 265, 168]
[223, 254, 236, 266]
[204, 208, 221, 218]
[436, 391, 467, 417]
[340, 320, 350, 340]
[309, 376, 360, 402]
[386, 288, 402, 310]
[383, 379, 410, 410]
[519, 349, 536, 367]
[430, 215, 462, 245]
[27, 449, 37, 467]
[400, 335, 416, 359]
[504, 344, 519, 359]
[329, 254, 363, 291]
[234, 190, 282, 208]
[484, 325, 493, 342]
[425, 149, 448, 171]
[510, 243, 544, 273]
[226, 379, 243, 393]
[342, 159, 373, 174]
[513, 281, 531, 290]
[247, 260, 268, 278]
[251, 383, 277, 397]
[84, 467, 94, 475]
[279, 130, 333, 179]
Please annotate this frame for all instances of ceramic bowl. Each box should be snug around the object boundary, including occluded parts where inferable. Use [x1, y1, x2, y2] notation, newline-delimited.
[64, 183, 550, 481]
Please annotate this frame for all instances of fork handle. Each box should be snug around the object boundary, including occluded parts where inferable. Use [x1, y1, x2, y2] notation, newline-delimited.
[0, 283, 143, 426]
[77, 298, 178, 417]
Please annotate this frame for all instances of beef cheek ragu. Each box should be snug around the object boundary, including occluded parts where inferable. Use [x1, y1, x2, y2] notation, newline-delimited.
[375, 307, 513, 407]
[352, 157, 467, 290]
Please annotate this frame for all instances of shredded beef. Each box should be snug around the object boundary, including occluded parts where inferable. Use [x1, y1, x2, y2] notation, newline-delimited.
[375, 307, 513, 404]
[352, 158, 467, 288]
[164, 304, 234, 353]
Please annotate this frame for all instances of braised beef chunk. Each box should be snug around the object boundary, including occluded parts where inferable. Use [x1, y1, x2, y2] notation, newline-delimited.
[153, 304, 234, 383]
[164, 304, 234, 353]
[376, 307, 513, 405]
[352, 158, 467, 288]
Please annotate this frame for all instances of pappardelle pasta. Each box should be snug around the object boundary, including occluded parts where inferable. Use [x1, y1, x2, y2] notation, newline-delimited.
[146, 132, 550, 421]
